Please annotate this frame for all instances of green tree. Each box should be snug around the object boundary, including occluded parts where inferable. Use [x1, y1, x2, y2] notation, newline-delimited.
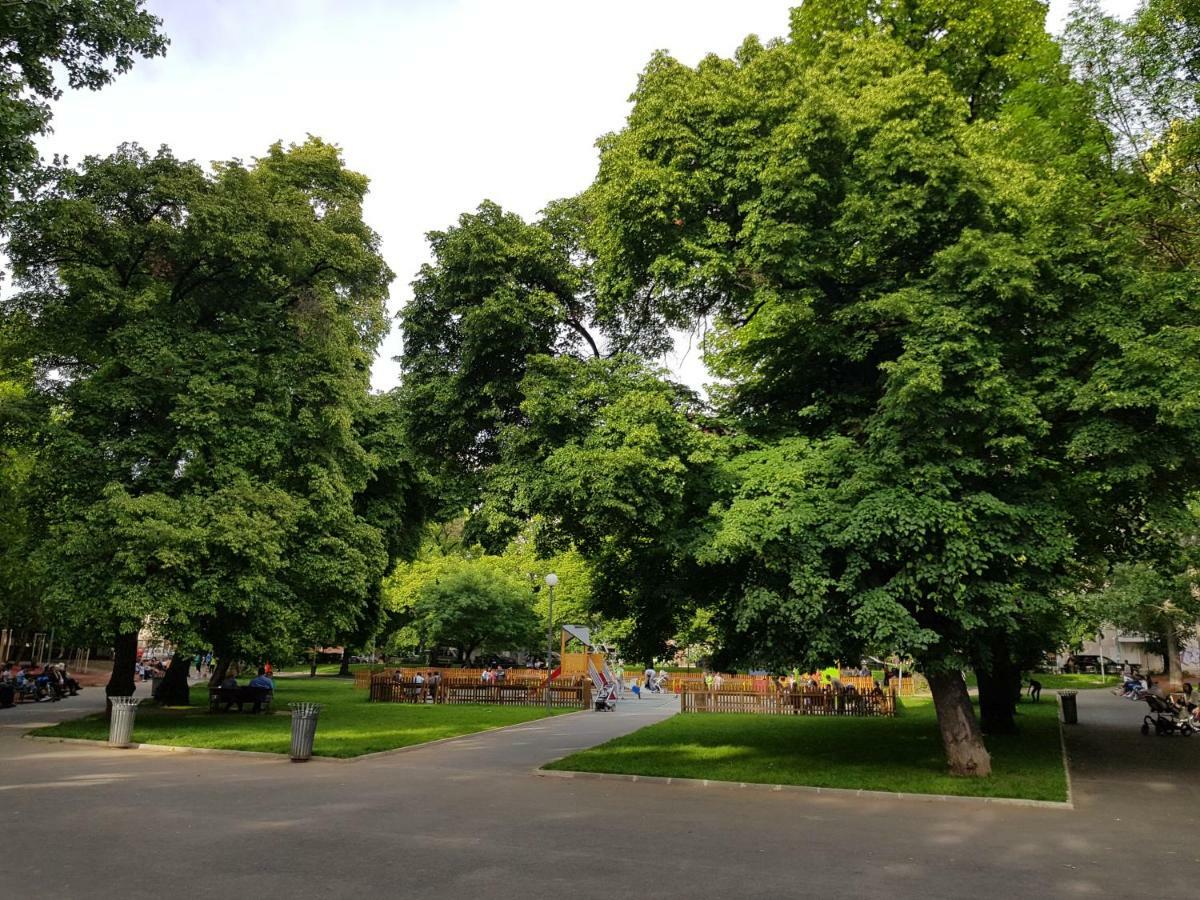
[1079, 500, 1200, 687]
[1066, 0, 1200, 267]
[330, 389, 433, 676]
[476, 354, 722, 663]
[1, 139, 394, 700]
[399, 200, 602, 506]
[581, 0, 1172, 774]
[0, 0, 166, 220]
[389, 555, 540, 663]
[0, 357, 41, 628]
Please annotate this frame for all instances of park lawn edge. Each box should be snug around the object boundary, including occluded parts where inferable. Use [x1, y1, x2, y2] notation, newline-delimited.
[28, 679, 580, 758]
[26, 707, 588, 762]
[533, 767, 1073, 809]
[543, 698, 1069, 802]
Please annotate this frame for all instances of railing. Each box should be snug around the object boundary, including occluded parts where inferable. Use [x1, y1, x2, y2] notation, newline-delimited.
[354, 666, 552, 689]
[663, 672, 922, 696]
[680, 687, 896, 717]
[368, 674, 590, 708]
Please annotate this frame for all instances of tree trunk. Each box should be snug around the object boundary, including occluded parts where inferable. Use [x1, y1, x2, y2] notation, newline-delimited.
[154, 651, 194, 705]
[208, 656, 231, 687]
[975, 638, 1022, 735]
[1166, 628, 1183, 690]
[338, 650, 352, 678]
[105, 631, 139, 718]
[309, 651, 318, 677]
[927, 670, 992, 777]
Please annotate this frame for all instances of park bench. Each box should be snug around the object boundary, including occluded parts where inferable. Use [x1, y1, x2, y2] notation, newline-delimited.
[208, 685, 273, 714]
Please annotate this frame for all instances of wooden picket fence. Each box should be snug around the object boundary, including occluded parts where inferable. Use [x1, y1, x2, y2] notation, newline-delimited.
[368, 674, 590, 709]
[680, 687, 896, 717]
[663, 672, 922, 697]
[355, 666, 549, 690]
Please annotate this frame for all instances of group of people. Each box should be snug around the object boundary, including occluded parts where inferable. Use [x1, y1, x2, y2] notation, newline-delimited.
[391, 669, 443, 701]
[136, 658, 167, 682]
[211, 666, 275, 713]
[0, 661, 82, 708]
[1120, 674, 1200, 722]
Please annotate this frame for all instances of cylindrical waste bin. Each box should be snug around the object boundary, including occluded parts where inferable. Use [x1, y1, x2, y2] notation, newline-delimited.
[1058, 689, 1078, 724]
[108, 696, 140, 747]
[289, 702, 322, 761]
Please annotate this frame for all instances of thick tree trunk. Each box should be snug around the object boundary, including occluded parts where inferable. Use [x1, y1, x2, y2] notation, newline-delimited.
[1166, 628, 1183, 690]
[338, 650, 352, 678]
[927, 670, 992, 777]
[309, 651, 318, 677]
[975, 638, 1022, 735]
[105, 631, 139, 718]
[155, 651, 193, 705]
[975, 666, 1016, 735]
[208, 656, 231, 687]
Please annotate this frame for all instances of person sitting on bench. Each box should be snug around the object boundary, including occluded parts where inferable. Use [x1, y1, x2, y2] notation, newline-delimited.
[247, 667, 275, 713]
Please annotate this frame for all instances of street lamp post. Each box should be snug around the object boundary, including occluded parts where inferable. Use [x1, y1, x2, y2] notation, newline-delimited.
[544, 573, 558, 713]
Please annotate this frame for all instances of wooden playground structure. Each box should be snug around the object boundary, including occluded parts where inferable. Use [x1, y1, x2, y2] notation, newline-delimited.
[364, 624, 619, 709]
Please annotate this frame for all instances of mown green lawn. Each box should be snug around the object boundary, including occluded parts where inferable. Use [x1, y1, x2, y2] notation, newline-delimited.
[33, 678, 571, 758]
[545, 697, 1068, 801]
[961, 672, 1119, 691]
[1029, 673, 1120, 691]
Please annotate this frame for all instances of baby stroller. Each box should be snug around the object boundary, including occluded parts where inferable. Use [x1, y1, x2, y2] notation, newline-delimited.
[1141, 695, 1194, 736]
[593, 682, 617, 711]
[646, 671, 670, 693]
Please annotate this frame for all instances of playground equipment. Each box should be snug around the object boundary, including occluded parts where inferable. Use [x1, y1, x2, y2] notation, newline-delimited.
[558, 625, 620, 709]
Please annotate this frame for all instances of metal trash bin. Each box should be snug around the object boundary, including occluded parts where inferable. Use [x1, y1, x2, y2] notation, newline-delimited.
[289, 702, 322, 761]
[108, 696, 140, 747]
[1058, 689, 1078, 725]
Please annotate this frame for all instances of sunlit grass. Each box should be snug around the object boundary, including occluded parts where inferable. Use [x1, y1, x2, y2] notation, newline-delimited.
[32, 678, 570, 758]
[546, 697, 1067, 801]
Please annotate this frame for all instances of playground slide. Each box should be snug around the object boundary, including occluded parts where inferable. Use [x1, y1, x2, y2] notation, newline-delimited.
[587, 657, 620, 700]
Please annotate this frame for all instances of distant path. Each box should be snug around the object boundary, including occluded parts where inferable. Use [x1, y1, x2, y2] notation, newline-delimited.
[1062, 686, 1200, 811]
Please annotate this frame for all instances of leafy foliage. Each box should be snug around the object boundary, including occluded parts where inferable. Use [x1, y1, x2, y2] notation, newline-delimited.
[1, 139, 396, 659]
[387, 554, 540, 661]
[0, 0, 166, 219]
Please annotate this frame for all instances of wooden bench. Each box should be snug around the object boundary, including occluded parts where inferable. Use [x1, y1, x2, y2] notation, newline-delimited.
[208, 685, 273, 713]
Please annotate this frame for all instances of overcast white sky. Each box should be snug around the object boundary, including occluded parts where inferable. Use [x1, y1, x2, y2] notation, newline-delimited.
[35, 0, 1139, 392]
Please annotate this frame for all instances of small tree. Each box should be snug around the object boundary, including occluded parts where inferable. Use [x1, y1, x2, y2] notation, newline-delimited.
[394, 556, 540, 663]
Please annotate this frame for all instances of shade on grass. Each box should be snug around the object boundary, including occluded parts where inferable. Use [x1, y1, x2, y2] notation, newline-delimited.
[33, 678, 571, 758]
[545, 698, 1067, 801]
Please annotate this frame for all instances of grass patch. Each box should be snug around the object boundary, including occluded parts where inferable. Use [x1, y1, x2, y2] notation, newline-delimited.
[545, 697, 1067, 801]
[1030, 673, 1120, 691]
[32, 677, 571, 758]
[962, 672, 1120, 691]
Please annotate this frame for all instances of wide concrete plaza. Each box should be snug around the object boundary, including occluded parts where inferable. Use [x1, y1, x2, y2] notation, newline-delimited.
[1, 686, 1196, 898]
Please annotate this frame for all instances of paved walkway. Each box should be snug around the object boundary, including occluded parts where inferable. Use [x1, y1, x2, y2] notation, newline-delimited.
[0, 687, 1196, 898]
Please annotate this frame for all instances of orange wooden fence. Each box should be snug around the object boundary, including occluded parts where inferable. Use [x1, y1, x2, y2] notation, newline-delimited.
[355, 666, 549, 690]
[662, 672, 922, 696]
[367, 674, 589, 708]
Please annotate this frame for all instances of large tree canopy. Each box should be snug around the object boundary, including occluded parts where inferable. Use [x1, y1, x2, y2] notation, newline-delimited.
[0, 0, 166, 219]
[1, 138, 396, 693]
[464, 0, 1200, 774]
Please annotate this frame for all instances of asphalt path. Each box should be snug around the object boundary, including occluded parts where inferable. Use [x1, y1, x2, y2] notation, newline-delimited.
[0, 685, 1196, 898]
